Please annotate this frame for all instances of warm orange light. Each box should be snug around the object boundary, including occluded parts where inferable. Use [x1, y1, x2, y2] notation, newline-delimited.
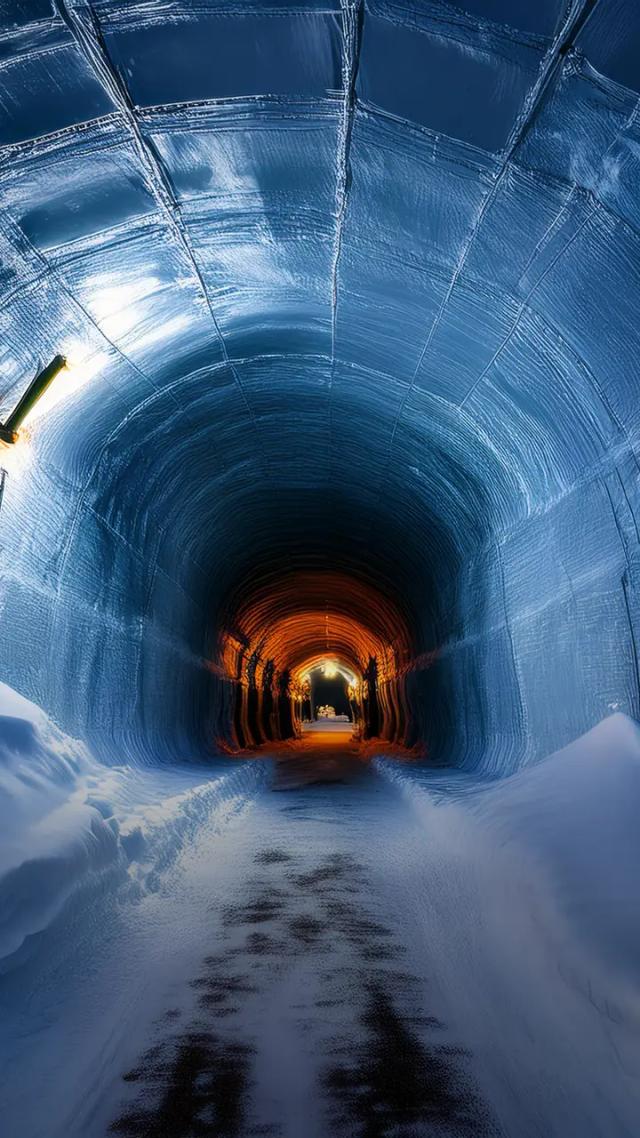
[218, 570, 412, 692]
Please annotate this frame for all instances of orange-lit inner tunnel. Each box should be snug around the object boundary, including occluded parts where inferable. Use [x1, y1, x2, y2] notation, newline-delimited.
[216, 572, 415, 749]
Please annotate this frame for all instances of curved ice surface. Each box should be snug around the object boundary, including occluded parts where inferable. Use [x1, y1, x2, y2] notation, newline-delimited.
[0, 1, 638, 769]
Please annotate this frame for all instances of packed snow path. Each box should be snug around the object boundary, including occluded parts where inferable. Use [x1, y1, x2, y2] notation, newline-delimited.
[2, 721, 640, 1138]
[108, 729, 498, 1138]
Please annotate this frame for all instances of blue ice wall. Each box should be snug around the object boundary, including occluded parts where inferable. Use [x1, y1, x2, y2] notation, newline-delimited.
[0, 0, 639, 770]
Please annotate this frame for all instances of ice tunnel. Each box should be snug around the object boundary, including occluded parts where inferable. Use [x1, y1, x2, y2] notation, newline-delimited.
[4, 3, 640, 1136]
[1, 0, 640, 773]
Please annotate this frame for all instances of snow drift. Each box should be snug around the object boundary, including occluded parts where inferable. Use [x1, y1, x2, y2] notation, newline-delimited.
[0, 682, 266, 968]
[378, 711, 640, 988]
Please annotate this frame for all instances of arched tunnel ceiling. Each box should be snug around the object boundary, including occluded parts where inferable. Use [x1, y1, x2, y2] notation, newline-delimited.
[3, 0, 638, 524]
[223, 570, 411, 680]
[1, 0, 640, 767]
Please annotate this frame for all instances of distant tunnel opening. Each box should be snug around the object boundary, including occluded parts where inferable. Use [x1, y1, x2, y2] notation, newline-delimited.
[215, 569, 415, 751]
[308, 666, 352, 722]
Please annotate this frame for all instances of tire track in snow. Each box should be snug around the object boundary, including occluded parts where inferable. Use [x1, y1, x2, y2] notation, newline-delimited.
[109, 770, 499, 1138]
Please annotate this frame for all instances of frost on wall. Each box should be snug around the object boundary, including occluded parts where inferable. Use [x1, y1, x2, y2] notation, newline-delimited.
[0, 0, 639, 770]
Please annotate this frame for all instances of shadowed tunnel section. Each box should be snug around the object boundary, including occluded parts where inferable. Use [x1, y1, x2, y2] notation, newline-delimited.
[1, 0, 640, 773]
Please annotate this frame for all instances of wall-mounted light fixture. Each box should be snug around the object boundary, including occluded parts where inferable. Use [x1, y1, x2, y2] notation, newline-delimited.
[0, 355, 67, 445]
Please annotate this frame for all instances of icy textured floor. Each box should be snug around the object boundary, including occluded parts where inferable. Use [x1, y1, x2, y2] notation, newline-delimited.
[1, 697, 640, 1137]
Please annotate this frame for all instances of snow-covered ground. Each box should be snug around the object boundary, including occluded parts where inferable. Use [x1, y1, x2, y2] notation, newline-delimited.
[1, 686, 639, 1137]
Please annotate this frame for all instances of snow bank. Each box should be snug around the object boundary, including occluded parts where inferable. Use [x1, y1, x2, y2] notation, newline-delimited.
[377, 713, 640, 983]
[477, 712, 640, 981]
[0, 683, 267, 966]
[0, 683, 122, 962]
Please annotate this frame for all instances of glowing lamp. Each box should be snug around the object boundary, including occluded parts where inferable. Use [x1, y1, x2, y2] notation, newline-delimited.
[322, 662, 338, 678]
[0, 356, 67, 444]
